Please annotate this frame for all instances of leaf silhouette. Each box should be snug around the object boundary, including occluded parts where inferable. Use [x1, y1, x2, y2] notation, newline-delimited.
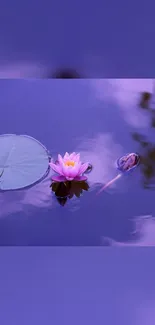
[51, 180, 89, 205]
[132, 132, 145, 143]
[50, 69, 81, 79]
[151, 117, 155, 128]
[57, 197, 67, 206]
[139, 92, 152, 109]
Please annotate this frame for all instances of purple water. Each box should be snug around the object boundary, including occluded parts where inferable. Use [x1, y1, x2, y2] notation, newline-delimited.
[0, 79, 155, 246]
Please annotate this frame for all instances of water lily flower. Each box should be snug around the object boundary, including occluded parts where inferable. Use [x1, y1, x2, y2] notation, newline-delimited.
[49, 152, 89, 182]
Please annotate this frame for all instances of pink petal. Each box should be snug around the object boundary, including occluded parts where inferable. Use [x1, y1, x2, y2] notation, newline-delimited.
[62, 168, 69, 177]
[64, 152, 70, 160]
[76, 161, 82, 172]
[66, 176, 74, 181]
[61, 165, 70, 177]
[62, 165, 80, 178]
[52, 175, 67, 182]
[49, 162, 64, 175]
[78, 163, 89, 175]
[74, 153, 80, 163]
[69, 152, 76, 160]
[57, 154, 63, 164]
[74, 175, 88, 181]
[69, 165, 80, 176]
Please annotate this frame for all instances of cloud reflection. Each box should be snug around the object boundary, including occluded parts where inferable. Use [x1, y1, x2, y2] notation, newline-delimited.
[0, 170, 53, 219]
[21, 171, 53, 207]
[0, 61, 48, 78]
[77, 133, 123, 191]
[102, 215, 155, 246]
[91, 79, 154, 128]
[134, 302, 155, 325]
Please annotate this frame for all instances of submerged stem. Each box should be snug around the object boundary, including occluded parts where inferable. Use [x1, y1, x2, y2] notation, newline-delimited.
[96, 174, 122, 195]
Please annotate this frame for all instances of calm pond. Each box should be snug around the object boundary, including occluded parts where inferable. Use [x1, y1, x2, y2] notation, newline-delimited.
[0, 79, 155, 246]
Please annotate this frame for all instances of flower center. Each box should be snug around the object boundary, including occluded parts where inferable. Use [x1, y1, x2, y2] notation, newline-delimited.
[64, 160, 75, 167]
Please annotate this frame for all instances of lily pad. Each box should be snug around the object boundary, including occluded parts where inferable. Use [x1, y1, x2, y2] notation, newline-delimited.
[0, 134, 50, 191]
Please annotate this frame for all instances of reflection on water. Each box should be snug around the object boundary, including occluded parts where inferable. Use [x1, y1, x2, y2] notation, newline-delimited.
[0, 170, 53, 218]
[0, 132, 124, 219]
[51, 69, 81, 79]
[51, 180, 89, 206]
[102, 215, 155, 246]
[131, 89, 155, 188]
[77, 133, 123, 191]
[132, 133, 155, 188]
[91, 79, 155, 190]
[139, 91, 152, 109]
[1, 79, 155, 245]
[91, 79, 153, 128]
[134, 302, 155, 325]
[0, 62, 48, 78]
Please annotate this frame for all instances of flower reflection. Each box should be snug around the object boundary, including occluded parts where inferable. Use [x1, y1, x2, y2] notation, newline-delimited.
[101, 215, 155, 246]
[51, 180, 89, 206]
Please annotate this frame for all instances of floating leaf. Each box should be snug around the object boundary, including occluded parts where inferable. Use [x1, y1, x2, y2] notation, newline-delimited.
[0, 134, 50, 191]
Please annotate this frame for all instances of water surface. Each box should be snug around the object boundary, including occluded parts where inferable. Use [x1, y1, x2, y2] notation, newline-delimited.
[0, 79, 155, 245]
